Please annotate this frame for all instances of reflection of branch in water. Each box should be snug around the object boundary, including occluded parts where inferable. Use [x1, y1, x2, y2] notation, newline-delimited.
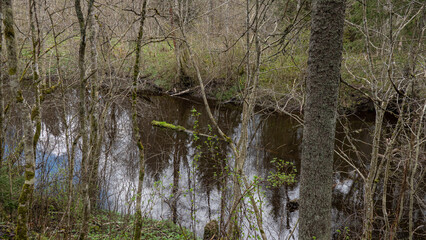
[286, 218, 299, 240]
[162, 188, 183, 220]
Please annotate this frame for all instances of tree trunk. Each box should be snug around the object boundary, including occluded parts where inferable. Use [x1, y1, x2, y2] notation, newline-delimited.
[409, 104, 425, 240]
[3, 1, 30, 239]
[7, 0, 42, 238]
[27, 0, 42, 235]
[362, 102, 386, 240]
[74, 0, 95, 239]
[132, 1, 147, 239]
[88, 6, 100, 210]
[0, 0, 4, 171]
[299, 1, 346, 240]
[228, 0, 259, 237]
[2, 0, 18, 78]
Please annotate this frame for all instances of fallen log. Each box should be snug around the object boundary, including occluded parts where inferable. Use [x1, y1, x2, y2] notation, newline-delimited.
[151, 120, 222, 140]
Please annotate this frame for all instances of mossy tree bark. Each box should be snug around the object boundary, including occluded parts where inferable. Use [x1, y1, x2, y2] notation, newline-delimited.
[74, 0, 95, 239]
[16, 2, 41, 239]
[0, 0, 4, 171]
[1, 1, 17, 211]
[28, 0, 41, 159]
[3, 1, 28, 239]
[299, 1, 346, 240]
[88, 6, 101, 211]
[132, 1, 147, 240]
[4, 0, 42, 238]
[2, 0, 17, 78]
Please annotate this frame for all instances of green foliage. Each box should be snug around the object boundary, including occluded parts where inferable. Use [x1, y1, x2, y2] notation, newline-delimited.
[267, 158, 297, 188]
[336, 226, 350, 240]
[0, 167, 24, 214]
[139, 219, 193, 240]
[81, 211, 195, 240]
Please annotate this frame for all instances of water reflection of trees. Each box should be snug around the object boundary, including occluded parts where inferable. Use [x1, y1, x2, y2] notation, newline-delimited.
[36, 94, 419, 239]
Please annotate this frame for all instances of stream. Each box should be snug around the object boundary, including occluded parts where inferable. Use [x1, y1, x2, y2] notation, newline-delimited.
[38, 95, 381, 239]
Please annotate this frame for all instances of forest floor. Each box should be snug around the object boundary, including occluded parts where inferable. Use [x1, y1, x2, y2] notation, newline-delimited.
[0, 210, 195, 240]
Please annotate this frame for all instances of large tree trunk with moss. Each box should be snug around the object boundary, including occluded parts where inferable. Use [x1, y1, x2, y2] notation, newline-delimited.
[0, 0, 4, 171]
[17, 0, 42, 238]
[132, 1, 147, 240]
[15, 104, 35, 240]
[2, 0, 18, 78]
[3, 0, 28, 238]
[4, 0, 41, 239]
[299, 1, 345, 240]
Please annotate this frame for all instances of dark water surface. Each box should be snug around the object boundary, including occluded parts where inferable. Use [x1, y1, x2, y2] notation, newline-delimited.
[37, 95, 375, 239]
[99, 96, 375, 239]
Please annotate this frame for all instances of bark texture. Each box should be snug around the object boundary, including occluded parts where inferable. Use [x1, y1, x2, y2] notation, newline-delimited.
[0, 0, 4, 170]
[299, 1, 346, 240]
[132, 1, 147, 239]
[88, 6, 101, 210]
[74, 0, 95, 239]
[362, 103, 386, 240]
[2, 0, 17, 77]
[5, 0, 40, 238]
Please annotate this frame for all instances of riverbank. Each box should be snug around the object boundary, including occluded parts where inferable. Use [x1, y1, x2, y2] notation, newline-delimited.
[125, 75, 385, 117]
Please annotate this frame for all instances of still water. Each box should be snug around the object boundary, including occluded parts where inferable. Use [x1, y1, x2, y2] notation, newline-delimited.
[98, 96, 372, 239]
[38, 95, 373, 239]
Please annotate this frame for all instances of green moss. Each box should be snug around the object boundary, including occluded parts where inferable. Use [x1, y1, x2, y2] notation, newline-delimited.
[41, 84, 58, 95]
[4, 103, 10, 114]
[151, 120, 186, 132]
[133, 210, 142, 240]
[16, 171, 35, 240]
[16, 90, 24, 103]
[30, 106, 39, 121]
[8, 67, 17, 76]
[137, 141, 144, 151]
[24, 171, 35, 181]
[33, 121, 41, 149]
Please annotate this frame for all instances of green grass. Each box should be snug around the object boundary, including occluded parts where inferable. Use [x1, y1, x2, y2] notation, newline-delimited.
[141, 41, 178, 89]
[87, 214, 195, 240]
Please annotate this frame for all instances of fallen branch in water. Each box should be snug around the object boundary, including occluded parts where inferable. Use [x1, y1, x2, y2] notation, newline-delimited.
[151, 120, 223, 141]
